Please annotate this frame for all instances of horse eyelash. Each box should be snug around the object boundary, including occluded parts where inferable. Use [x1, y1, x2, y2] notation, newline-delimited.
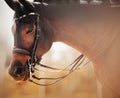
[26, 29, 33, 34]
[26, 27, 34, 34]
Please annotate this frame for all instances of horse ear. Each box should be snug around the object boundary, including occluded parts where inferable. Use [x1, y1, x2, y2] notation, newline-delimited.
[19, 0, 35, 12]
[5, 0, 22, 11]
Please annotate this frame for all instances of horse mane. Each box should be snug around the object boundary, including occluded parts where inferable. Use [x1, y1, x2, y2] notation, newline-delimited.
[13, 0, 120, 19]
[34, 0, 120, 5]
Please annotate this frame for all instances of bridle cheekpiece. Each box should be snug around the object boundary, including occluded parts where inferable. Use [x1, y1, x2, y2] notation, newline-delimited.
[13, 12, 42, 81]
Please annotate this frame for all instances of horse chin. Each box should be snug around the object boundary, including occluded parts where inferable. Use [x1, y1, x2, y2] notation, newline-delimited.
[12, 73, 29, 81]
[12, 76, 25, 81]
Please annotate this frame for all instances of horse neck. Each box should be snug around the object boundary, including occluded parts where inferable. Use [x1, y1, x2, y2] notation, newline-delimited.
[43, 4, 120, 63]
[52, 18, 119, 58]
[42, 5, 120, 96]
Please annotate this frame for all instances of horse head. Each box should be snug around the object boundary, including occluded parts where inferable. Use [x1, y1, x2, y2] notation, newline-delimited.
[5, 0, 54, 81]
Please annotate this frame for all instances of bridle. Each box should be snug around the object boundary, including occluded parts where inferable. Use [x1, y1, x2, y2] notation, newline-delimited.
[12, 10, 85, 86]
[13, 12, 42, 81]
[13, 13, 41, 62]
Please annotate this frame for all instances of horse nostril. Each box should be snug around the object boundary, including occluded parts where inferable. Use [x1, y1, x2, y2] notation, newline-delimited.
[9, 65, 24, 78]
[14, 67, 23, 75]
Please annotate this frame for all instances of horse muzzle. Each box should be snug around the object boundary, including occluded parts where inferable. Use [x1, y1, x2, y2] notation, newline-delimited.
[8, 62, 29, 81]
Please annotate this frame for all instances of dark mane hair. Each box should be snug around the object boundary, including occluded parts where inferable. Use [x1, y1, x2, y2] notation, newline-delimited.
[34, 0, 120, 5]
[13, 0, 120, 19]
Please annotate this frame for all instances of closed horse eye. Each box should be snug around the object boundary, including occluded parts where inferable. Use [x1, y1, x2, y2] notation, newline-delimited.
[26, 28, 33, 34]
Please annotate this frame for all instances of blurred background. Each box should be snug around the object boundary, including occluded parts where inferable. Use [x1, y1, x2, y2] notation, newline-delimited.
[0, 0, 112, 98]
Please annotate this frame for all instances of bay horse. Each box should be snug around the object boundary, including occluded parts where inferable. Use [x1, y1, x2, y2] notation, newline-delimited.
[5, 0, 120, 97]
